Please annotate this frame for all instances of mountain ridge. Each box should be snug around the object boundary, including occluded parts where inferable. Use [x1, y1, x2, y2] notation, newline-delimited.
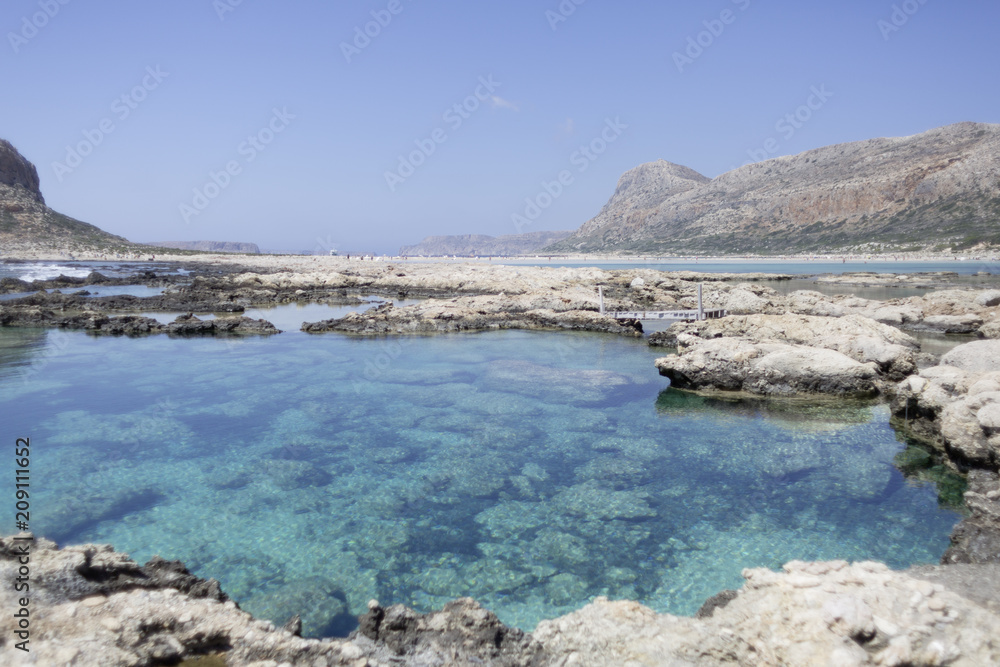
[401, 230, 573, 256]
[547, 122, 1000, 254]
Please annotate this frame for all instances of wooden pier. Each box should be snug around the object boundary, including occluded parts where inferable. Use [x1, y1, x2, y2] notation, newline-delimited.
[605, 308, 727, 321]
[599, 283, 727, 322]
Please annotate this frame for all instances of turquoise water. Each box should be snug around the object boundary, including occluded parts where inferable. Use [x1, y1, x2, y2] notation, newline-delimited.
[0, 327, 961, 637]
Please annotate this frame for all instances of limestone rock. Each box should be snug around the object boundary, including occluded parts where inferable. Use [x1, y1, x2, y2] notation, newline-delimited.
[656, 337, 883, 397]
[662, 313, 919, 380]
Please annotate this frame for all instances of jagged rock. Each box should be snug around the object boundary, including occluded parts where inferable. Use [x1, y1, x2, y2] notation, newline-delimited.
[943, 470, 1000, 564]
[975, 290, 1000, 307]
[656, 337, 883, 397]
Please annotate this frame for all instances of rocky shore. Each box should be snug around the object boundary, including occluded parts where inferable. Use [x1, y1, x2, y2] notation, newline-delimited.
[3, 537, 1000, 666]
[3, 258, 1000, 664]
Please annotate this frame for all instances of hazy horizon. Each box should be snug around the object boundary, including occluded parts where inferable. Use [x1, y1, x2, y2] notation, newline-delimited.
[3, 0, 998, 254]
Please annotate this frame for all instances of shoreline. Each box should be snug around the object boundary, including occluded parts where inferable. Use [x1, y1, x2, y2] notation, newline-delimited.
[2, 248, 998, 267]
[1, 256, 999, 664]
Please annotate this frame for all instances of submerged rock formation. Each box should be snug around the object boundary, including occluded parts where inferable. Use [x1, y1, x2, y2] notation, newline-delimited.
[5, 538, 1000, 666]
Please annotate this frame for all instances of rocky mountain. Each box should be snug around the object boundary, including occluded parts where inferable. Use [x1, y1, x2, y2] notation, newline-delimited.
[401, 230, 573, 257]
[147, 241, 260, 254]
[0, 139, 148, 256]
[547, 122, 1000, 254]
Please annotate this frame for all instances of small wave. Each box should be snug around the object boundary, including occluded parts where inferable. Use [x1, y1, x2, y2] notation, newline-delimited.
[15, 263, 92, 282]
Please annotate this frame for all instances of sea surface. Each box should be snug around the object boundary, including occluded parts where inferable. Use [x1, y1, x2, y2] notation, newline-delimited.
[0, 321, 963, 637]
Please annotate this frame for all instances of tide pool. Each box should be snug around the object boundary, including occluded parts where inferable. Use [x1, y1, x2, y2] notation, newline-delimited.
[0, 327, 962, 637]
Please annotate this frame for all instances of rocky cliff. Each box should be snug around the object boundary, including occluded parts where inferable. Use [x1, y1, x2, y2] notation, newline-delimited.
[401, 230, 573, 256]
[147, 241, 261, 254]
[0, 138, 147, 256]
[548, 122, 1000, 255]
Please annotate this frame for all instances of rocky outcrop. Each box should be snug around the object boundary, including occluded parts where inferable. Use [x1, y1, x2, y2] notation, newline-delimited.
[399, 231, 573, 257]
[1, 138, 151, 256]
[892, 340, 1000, 468]
[302, 298, 643, 337]
[0, 138, 42, 202]
[0, 308, 280, 336]
[942, 470, 1000, 565]
[8, 539, 1000, 666]
[147, 241, 261, 254]
[655, 337, 883, 397]
[651, 313, 919, 380]
[548, 122, 1000, 254]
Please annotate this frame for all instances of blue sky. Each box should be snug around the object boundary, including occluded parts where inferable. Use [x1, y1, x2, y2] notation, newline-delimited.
[2, 0, 997, 254]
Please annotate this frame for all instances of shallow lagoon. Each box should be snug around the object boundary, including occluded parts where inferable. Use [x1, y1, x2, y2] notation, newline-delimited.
[0, 327, 961, 636]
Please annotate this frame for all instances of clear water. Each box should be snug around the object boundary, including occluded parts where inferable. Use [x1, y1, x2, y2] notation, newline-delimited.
[0, 327, 961, 638]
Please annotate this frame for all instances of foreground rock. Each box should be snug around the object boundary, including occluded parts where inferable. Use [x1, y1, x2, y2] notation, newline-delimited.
[656, 337, 884, 397]
[537, 560, 1000, 666]
[6, 538, 1000, 666]
[651, 313, 919, 380]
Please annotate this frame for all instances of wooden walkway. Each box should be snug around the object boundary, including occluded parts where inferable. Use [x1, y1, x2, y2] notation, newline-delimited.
[606, 308, 727, 321]
[597, 283, 726, 321]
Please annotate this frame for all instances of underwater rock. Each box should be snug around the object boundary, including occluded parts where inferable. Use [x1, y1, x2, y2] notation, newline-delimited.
[263, 459, 334, 490]
[656, 337, 883, 398]
[483, 360, 635, 405]
[552, 481, 657, 520]
[43, 488, 166, 544]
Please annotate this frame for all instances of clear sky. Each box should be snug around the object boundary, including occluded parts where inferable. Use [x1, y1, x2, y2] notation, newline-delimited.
[2, 0, 998, 254]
